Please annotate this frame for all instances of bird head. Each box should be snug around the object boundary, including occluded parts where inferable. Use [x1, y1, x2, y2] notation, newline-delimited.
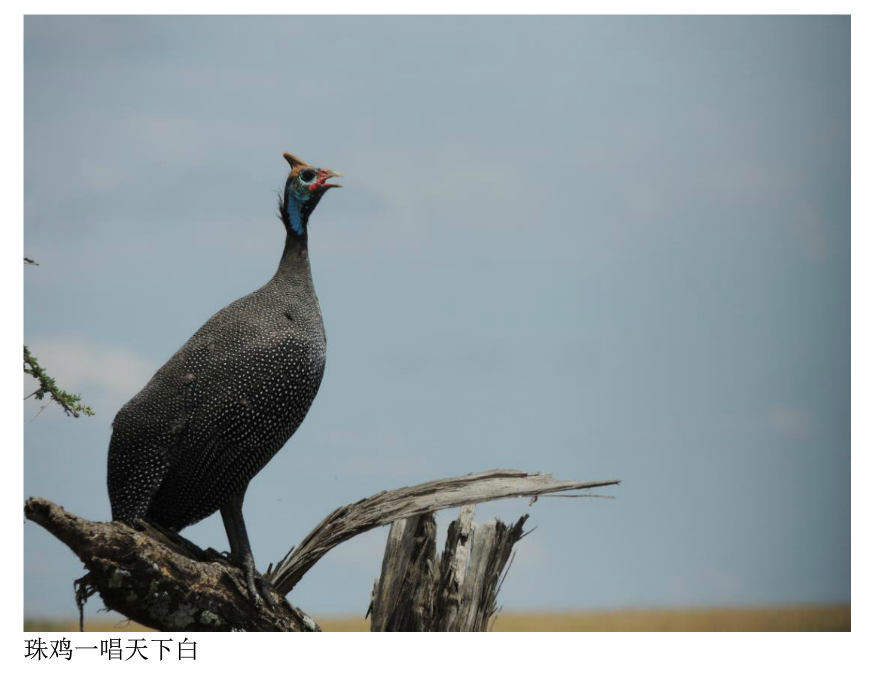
[280, 152, 342, 235]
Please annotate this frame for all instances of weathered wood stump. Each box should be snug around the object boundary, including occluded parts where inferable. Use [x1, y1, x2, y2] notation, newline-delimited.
[369, 506, 528, 631]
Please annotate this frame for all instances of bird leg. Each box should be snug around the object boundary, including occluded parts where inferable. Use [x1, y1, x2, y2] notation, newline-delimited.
[220, 491, 278, 610]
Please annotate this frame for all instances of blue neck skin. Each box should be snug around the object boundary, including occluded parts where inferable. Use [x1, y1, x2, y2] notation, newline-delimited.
[286, 199, 306, 235]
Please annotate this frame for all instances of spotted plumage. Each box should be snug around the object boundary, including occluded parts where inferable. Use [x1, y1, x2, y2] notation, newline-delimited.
[107, 152, 341, 602]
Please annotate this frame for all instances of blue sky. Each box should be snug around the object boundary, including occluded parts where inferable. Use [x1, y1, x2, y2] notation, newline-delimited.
[23, 15, 849, 620]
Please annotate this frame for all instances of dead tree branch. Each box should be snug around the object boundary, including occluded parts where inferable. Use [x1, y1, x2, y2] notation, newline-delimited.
[24, 498, 317, 632]
[269, 469, 619, 594]
[25, 469, 619, 632]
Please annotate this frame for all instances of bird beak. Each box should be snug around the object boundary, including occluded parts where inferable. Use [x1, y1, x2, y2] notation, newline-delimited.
[321, 169, 343, 189]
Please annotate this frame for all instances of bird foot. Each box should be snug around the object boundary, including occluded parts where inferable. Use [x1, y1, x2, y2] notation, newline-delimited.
[240, 555, 279, 611]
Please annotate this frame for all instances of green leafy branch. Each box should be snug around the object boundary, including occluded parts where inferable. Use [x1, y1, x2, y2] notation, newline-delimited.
[23, 345, 95, 418]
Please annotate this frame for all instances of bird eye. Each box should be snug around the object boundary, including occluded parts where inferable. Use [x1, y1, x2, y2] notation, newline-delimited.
[299, 169, 317, 184]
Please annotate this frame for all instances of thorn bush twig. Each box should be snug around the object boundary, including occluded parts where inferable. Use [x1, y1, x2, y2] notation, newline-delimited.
[23, 345, 95, 417]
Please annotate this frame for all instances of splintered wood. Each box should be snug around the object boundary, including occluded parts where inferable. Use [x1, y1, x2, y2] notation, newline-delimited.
[269, 469, 618, 594]
[368, 505, 528, 631]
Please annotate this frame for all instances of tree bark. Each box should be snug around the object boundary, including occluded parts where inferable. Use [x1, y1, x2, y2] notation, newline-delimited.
[24, 498, 318, 632]
[25, 469, 618, 632]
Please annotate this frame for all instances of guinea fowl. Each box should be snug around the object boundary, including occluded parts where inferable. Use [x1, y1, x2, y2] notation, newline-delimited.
[107, 151, 340, 604]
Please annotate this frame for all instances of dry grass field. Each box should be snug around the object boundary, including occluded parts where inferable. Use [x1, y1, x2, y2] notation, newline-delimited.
[25, 604, 849, 632]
